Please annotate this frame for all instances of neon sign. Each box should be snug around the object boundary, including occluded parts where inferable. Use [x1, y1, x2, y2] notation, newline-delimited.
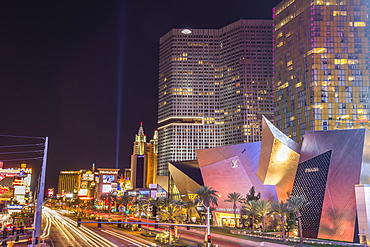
[0, 186, 10, 194]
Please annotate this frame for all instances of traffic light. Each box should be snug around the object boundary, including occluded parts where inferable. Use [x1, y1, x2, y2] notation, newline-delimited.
[186, 225, 190, 230]
[2, 228, 8, 238]
[154, 220, 158, 229]
[77, 218, 81, 227]
[36, 237, 39, 244]
[138, 221, 141, 229]
[97, 219, 102, 227]
[27, 238, 32, 245]
[12, 227, 18, 235]
[19, 226, 24, 234]
[207, 235, 211, 243]
[117, 220, 122, 228]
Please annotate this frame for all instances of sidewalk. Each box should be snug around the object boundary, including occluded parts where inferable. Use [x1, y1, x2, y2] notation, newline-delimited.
[184, 228, 290, 247]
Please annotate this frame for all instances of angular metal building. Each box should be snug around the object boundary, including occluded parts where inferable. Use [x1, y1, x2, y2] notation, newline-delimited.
[196, 141, 278, 226]
[168, 116, 370, 243]
[194, 115, 301, 225]
[292, 128, 370, 243]
[257, 116, 301, 201]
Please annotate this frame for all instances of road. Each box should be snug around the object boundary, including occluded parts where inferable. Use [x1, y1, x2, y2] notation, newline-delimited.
[41, 208, 258, 247]
[42, 207, 158, 247]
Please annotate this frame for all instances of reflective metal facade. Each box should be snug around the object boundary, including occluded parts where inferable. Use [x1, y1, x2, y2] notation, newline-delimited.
[196, 142, 278, 211]
[298, 129, 370, 242]
[291, 151, 332, 238]
[355, 184, 370, 246]
[171, 118, 370, 242]
[168, 160, 203, 201]
[257, 116, 300, 201]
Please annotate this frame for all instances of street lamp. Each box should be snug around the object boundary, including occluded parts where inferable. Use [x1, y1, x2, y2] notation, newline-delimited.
[32, 137, 49, 247]
[199, 201, 211, 247]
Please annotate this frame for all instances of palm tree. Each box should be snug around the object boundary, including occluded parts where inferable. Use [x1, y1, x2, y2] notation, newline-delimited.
[133, 199, 148, 220]
[241, 200, 258, 232]
[224, 192, 244, 228]
[151, 197, 170, 210]
[272, 201, 292, 242]
[194, 185, 219, 208]
[195, 185, 219, 243]
[186, 199, 198, 223]
[254, 200, 272, 233]
[170, 200, 187, 207]
[287, 195, 306, 244]
[117, 194, 133, 222]
[159, 204, 186, 244]
[150, 198, 171, 219]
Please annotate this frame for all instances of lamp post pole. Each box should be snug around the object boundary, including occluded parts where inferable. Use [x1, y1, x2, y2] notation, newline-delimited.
[32, 137, 49, 247]
[206, 205, 211, 247]
[199, 200, 211, 247]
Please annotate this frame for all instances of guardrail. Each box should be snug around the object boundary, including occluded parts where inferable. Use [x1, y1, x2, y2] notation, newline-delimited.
[77, 219, 207, 229]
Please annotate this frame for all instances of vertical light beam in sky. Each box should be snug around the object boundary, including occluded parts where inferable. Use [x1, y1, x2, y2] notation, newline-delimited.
[116, 1, 125, 169]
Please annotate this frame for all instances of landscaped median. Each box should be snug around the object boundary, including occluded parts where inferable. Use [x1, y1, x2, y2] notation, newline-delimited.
[223, 227, 363, 247]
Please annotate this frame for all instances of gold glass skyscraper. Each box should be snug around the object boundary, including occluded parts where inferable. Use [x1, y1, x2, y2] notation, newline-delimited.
[273, 0, 370, 142]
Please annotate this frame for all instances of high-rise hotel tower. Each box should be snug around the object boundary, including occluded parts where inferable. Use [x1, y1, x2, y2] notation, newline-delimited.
[273, 0, 370, 142]
[130, 123, 158, 188]
[158, 20, 273, 175]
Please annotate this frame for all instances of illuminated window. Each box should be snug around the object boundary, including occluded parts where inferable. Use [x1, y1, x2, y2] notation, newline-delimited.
[312, 48, 327, 53]
[334, 59, 347, 65]
[354, 22, 366, 27]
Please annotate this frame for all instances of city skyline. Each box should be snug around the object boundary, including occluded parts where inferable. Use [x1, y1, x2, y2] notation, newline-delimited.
[0, 0, 282, 190]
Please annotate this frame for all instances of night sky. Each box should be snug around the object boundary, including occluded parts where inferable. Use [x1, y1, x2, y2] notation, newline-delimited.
[0, 0, 282, 190]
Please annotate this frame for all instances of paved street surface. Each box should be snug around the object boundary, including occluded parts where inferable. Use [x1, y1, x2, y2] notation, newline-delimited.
[9, 208, 290, 247]
[40, 207, 157, 247]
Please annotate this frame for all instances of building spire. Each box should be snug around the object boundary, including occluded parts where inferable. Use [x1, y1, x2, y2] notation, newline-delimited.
[134, 122, 147, 155]
[138, 122, 145, 136]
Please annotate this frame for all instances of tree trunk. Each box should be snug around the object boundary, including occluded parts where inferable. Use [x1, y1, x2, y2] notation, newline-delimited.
[168, 224, 172, 244]
[281, 216, 286, 242]
[261, 216, 265, 233]
[233, 205, 237, 228]
[297, 210, 303, 244]
[251, 215, 255, 233]
[108, 197, 111, 216]
[174, 223, 178, 242]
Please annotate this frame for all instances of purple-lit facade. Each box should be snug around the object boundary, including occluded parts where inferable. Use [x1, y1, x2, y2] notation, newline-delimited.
[158, 19, 274, 175]
[291, 128, 370, 243]
[273, 0, 370, 142]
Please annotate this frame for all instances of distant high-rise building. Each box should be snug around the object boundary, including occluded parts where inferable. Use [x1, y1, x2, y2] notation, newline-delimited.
[158, 19, 273, 175]
[130, 123, 158, 188]
[58, 171, 80, 195]
[273, 0, 370, 142]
